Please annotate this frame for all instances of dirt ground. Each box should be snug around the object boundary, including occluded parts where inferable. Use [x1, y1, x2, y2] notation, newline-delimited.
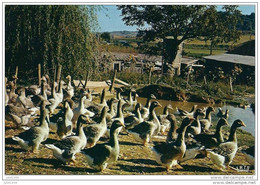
[5, 119, 254, 176]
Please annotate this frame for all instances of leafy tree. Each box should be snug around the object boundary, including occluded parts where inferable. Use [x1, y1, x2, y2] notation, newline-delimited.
[100, 32, 111, 42]
[200, 6, 242, 55]
[5, 5, 99, 82]
[118, 5, 242, 75]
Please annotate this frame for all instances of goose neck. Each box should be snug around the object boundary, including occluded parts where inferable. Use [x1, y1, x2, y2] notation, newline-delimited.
[205, 110, 212, 121]
[176, 125, 188, 147]
[79, 97, 85, 109]
[100, 110, 107, 124]
[116, 103, 123, 119]
[228, 126, 237, 143]
[109, 103, 115, 115]
[136, 108, 142, 120]
[100, 91, 105, 104]
[163, 107, 169, 115]
[109, 128, 119, 148]
[166, 120, 177, 143]
[148, 106, 156, 121]
[145, 97, 151, 108]
[78, 125, 86, 139]
[215, 126, 224, 143]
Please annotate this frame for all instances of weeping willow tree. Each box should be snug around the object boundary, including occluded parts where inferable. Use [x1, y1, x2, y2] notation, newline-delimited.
[5, 5, 99, 82]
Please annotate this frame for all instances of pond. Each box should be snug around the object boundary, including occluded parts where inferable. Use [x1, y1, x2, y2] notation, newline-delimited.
[137, 97, 255, 136]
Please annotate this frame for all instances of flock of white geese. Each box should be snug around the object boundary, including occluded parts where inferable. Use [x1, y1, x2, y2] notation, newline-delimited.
[5, 74, 254, 172]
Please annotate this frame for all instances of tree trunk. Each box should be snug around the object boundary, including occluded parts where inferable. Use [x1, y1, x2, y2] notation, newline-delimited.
[210, 42, 213, 55]
[163, 38, 182, 76]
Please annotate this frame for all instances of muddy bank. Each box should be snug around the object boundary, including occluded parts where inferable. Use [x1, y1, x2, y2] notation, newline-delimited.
[136, 84, 254, 107]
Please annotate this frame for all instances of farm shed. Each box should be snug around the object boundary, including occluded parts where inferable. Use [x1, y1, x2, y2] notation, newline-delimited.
[203, 53, 255, 84]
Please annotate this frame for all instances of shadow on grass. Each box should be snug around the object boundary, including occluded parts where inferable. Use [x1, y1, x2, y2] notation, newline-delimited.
[121, 158, 159, 166]
[5, 137, 17, 145]
[5, 146, 26, 152]
[27, 158, 99, 173]
[61, 165, 99, 173]
[42, 138, 58, 145]
[178, 164, 219, 172]
[119, 141, 142, 146]
[117, 164, 165, 173]
[24, 157, 61, 166]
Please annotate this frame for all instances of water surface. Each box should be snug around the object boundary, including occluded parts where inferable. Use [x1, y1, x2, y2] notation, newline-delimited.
[137, 97, 255, 136]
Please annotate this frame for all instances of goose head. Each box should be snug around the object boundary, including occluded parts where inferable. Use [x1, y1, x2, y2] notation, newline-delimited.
[180, 117, 195, 128]
[110, 120, 125, 134]
[232, 119, 246, 129]
[66, 75, 71, 80]
[195, 108, 206, 117]
[150, 101, 162, 109]
[207, 106, 215, 113]
[150, 94, 156, 99]
[166, 114, 176, 122]
[166, 104, 174, 110]
[217, 118, 229, 127]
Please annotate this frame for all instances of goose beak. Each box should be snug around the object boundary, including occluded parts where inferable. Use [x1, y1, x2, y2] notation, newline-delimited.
[241, 121, 246, 127]
[158, 103, 162, 107]
[120, 122, 125, 127]
[225, 120, 229, 126]
[151, 94, 156, 99]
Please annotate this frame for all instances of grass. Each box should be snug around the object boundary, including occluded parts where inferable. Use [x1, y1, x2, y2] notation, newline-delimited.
[5, 112, 255, 176]
[183, 48, 226, 56]
[102, 34, 254, 56]
[184, 34, 255, 46]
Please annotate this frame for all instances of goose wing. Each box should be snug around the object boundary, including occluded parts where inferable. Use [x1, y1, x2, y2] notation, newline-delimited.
[210, 142, 237, 157]
[82, 143, 110, 166]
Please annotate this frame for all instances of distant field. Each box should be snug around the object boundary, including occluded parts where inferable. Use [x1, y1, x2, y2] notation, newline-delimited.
[185, 34, 254, 46]
[105, 34, 254, 56]
[184, 48, 226, 56]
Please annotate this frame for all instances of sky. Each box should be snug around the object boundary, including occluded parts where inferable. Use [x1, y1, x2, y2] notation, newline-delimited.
[97, 5, 255, 32]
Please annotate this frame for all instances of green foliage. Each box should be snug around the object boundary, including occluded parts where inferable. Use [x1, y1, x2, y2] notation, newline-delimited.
[5, 5, 99, 82]
[118, 5, 242, 74]
[100, 32, 111, 42]
[199, 6, 242, 55]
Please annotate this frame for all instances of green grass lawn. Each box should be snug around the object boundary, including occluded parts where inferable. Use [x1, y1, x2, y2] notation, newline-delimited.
[184, 48, 226, 55]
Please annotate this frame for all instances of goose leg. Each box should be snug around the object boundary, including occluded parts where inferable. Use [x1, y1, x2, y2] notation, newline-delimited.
[32, 144, 39, 153]
[166, 166, 171, 172]
[175, 164, 183, 169]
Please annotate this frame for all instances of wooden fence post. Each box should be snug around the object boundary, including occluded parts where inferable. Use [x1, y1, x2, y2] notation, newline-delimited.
[56, 64, 62, 84]
[38, 64, 41, 86]
[149, 67, 152, 85]
[229, 76, 233, 93]
[84, 71, 89, 88]
[109, 70, 117, 92]
[203, 76, 207, 85]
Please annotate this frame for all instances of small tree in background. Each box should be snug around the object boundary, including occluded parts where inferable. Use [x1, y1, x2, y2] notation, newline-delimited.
[100, 32, 111, 43]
